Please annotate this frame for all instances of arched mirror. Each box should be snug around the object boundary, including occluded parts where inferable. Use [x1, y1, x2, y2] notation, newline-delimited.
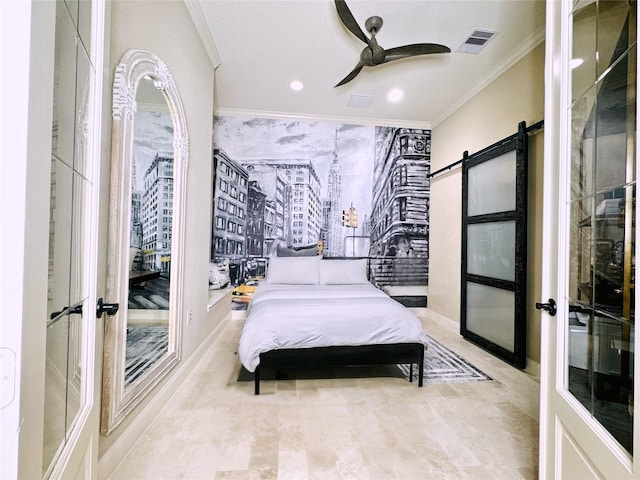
[102, 50, 188, 434]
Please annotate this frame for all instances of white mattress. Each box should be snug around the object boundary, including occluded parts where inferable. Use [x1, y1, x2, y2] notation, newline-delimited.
[238, 282, 429, 372]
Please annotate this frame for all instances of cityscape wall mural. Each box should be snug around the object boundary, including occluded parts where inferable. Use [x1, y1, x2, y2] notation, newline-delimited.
[210, 116, 431, 304]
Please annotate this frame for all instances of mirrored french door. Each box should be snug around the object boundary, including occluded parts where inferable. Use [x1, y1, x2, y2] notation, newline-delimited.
[42, 0, 106, 477]
[540, 0, 638, 477]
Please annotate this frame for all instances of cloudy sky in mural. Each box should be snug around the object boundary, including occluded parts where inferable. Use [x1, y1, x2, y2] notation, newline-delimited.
[132, 111, 174, 191]
[214, 116, 375, 229]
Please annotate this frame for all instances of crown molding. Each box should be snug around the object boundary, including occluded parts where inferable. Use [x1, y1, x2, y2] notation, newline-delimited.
[432, 26, 545, 128]
[214, 107, 432, 130]
[184, 0, 221, 69]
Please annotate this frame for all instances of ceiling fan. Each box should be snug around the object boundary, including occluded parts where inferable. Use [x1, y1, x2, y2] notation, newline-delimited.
[334, 0, 451, 87]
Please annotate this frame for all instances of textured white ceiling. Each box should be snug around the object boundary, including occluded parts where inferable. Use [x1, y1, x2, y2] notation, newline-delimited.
[196, 0, 546, 128]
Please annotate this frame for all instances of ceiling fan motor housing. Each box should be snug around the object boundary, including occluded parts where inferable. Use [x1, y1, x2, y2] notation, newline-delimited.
[361, 42, 386, 65]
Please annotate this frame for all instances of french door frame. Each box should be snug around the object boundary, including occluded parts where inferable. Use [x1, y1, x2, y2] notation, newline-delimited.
[539, 0, 638, 477]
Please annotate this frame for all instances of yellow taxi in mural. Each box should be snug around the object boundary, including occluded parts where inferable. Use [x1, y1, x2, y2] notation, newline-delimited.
[231, 279, 260, 304]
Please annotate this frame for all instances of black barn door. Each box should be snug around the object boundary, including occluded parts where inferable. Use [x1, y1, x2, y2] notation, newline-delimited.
[461, 122, 528, 368]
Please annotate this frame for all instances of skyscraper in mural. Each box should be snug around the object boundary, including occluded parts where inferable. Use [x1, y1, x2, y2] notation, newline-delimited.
[252, 159, 322, 248]
[141, 152, 174, 273]
[241, 162, 288, 256]
[212, 147, 327, 282]
[211, 149, 249, 260]
[131, 160, 143, 250]
[325, 149, 344, 256]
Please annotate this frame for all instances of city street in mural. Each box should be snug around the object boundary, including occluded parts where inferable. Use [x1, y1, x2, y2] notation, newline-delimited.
[211, 116, 431, 307]
[129, 110, 174, 309]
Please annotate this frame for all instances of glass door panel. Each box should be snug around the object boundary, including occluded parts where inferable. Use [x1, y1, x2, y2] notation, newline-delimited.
[568, 196, 593, 302]
[466, 282, 515, 351]
[570, 86, 597, 199]
[466, 221, 516, 281]
[42, 317, 70, 473]
[65, 172, 86, 435]
[594, 48, 637, 193]
[572, 0, 597, 103]
[566, 0, 636, 455]
[73, 36, 92, 177]
[467, 149, 516, 216]
[597, 1, 633, 77]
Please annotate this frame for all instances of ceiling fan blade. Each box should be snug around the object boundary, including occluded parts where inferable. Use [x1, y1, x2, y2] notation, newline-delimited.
[334, 61, 365, 87]
[383, 43, 451, 63]
[334, 0, 369, 45]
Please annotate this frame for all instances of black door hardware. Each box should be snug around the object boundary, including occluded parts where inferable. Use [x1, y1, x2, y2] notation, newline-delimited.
[535, 298, 557, 316]
[50, 304, 83, 319]
[97, 298, 119, 318]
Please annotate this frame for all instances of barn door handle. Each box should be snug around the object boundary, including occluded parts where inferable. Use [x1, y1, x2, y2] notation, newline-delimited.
[535, 298, 557, 316]
[97, 298, 119, 318]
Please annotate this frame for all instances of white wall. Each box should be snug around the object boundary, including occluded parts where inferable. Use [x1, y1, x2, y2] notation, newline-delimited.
[97, 0, 228, 473]
[429, 43, 545, 368]
[0, 2, 55, 478]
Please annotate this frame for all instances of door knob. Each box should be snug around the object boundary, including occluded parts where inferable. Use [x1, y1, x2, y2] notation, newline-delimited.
[535, 298, 557, 316]
[97, 298, 119, 318]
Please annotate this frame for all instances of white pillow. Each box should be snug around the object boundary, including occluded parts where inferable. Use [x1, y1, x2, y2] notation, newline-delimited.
[265, 255, 321, 284]
[320, 259, 369, 284]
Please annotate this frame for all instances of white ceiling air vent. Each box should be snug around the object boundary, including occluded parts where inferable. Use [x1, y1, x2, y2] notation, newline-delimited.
[457, 29, 496, 54]
[347, 94, 374, 108]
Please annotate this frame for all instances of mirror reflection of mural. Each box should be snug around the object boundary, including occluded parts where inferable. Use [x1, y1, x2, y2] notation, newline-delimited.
[211, 116, 430, 308]
[126, 101, 173, 386]
[129, 108, 174, 311]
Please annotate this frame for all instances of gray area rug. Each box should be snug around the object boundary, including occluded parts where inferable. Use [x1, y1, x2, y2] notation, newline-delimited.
[237, 335, 491, 385]
[397, 335, 492, 384]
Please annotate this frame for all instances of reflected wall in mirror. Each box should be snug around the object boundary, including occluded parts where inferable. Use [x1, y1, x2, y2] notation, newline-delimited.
[102, 50, 189, 435]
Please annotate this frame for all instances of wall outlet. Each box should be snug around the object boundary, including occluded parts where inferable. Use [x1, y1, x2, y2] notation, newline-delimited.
[187, 308, 193, 325]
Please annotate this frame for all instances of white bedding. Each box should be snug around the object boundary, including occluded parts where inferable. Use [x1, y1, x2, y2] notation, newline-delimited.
[249, 282, 390, 305]
[238, 282, 429, 372]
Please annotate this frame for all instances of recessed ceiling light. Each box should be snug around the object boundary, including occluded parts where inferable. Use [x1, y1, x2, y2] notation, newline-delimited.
[570, 58, 584, 69]
[290, 80, 304, 91]
[387, 88, 404, 103]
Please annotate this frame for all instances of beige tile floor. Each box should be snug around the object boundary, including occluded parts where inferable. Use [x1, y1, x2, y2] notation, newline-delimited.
[109, 310, 540, 480]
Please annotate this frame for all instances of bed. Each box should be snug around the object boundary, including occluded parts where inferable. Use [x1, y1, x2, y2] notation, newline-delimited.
[237, 256, 429, 394]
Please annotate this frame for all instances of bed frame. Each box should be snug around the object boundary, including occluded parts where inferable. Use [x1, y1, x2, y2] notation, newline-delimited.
[253, 342, 425, 395]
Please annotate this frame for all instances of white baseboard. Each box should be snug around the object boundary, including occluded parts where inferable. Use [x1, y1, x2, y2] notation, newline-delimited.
[423, 308, 459, 333]
[525, 358, 540, 380]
